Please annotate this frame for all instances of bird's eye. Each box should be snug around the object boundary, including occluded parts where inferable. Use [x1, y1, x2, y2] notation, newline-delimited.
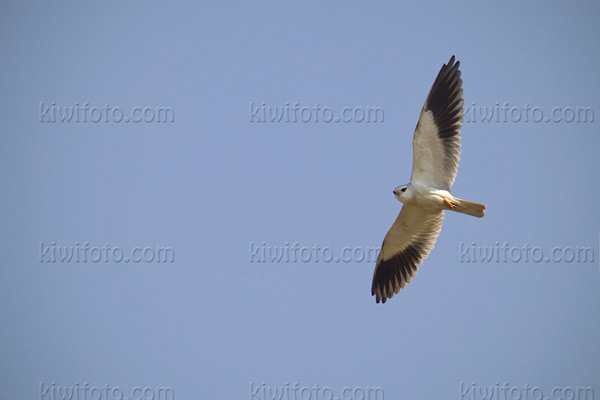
[401, 187, 407, 192]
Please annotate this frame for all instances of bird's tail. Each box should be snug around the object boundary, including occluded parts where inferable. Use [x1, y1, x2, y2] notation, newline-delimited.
[453, 198, 486, 218]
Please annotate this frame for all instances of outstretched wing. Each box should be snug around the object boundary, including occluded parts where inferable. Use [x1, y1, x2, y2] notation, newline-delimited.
[410, 55, 464, 191]
[371, 205, 445, 303]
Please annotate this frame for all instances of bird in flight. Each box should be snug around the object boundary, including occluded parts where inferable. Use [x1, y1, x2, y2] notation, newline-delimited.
[371, 56, 486, 303]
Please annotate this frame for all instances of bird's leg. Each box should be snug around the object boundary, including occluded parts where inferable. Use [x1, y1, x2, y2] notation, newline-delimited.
[445, 199, 458, 210]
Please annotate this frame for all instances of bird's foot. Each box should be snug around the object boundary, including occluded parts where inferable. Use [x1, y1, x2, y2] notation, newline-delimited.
[445, 199, 458, 210]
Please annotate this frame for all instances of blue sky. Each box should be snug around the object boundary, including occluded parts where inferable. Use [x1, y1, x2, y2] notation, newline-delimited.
[1, 1, 599, 399]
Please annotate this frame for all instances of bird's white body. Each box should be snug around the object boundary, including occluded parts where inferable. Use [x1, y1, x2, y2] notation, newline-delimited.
[394, 182, 454, 211]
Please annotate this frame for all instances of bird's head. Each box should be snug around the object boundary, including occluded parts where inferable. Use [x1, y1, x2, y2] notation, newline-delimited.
[393, 184, 411, 203]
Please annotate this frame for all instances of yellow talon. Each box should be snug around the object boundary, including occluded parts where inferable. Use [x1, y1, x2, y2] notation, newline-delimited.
[445, 199, 458, 210]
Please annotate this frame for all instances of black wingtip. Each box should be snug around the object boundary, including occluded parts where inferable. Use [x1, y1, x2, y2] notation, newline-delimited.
[424, 55, 464, 141]
[372, 244, 423, 304]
